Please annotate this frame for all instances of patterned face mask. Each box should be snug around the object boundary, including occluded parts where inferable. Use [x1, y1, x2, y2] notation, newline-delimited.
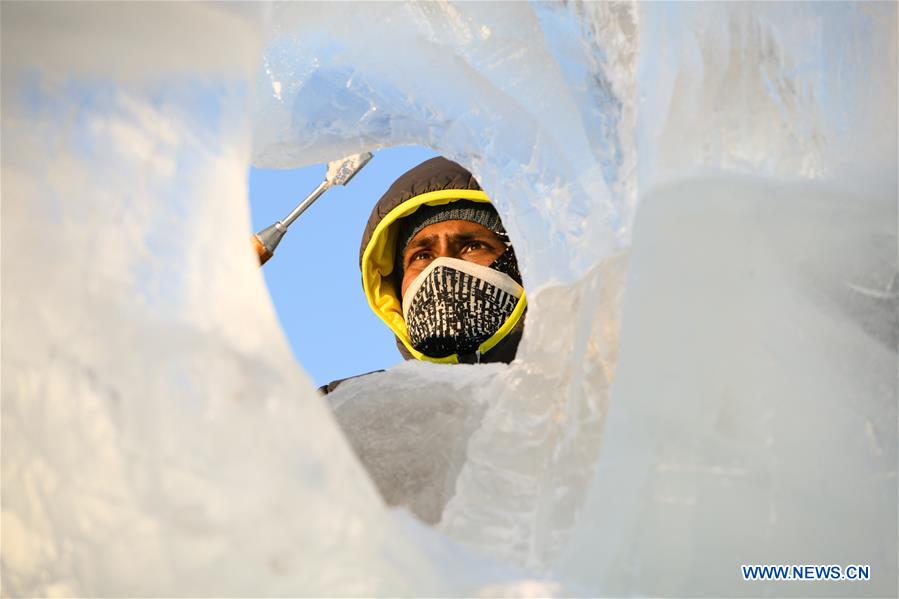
[402, 252, 525, 360]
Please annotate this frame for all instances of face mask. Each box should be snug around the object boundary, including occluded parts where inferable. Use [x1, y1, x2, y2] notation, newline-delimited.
[402, 253, 524, 359]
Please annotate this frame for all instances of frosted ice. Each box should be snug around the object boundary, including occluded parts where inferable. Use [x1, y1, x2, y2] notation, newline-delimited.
[2, 1, 896, 597]
[327, 362, 498, 526]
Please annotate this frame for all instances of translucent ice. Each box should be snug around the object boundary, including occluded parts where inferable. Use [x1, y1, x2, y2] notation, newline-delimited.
[1, 3, 469, 596]
[2, 1, 896, 597]
[557, 177, 896, 596]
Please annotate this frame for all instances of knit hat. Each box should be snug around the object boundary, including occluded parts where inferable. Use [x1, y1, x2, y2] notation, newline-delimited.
[396, 200, 506, 258]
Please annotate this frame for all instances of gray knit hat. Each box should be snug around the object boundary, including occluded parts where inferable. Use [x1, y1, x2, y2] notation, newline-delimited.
[396, 200, 506, 258]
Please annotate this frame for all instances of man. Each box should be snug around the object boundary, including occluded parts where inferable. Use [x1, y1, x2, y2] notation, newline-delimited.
[319, 156, 526, 394]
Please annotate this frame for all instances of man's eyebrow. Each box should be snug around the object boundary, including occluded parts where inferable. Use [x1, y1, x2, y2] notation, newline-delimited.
[404, 234, 437, 254]
[450, 231, 492, 243]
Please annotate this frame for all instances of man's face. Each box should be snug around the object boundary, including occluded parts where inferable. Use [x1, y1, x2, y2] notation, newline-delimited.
[400, 220, 507, 296]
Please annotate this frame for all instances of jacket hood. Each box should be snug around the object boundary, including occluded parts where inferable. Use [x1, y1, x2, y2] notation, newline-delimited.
[358, 156, 527, 363]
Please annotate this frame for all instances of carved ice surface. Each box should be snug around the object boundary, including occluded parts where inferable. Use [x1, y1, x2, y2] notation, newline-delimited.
[2, 1, 896, 597]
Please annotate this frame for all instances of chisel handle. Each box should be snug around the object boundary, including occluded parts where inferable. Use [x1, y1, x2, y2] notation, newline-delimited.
[252, 222, 286, 267]
[252, 234, 273, 266]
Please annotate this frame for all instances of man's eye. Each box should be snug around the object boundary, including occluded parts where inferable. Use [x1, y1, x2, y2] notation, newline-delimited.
[463, 241, 486, 252]
[410, 251, 431, 263]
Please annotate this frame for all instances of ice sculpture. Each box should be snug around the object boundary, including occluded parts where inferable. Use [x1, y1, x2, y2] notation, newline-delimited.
[2, 1, 896, 597]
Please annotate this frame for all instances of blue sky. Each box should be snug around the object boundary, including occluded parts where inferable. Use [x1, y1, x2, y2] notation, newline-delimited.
[249, 145, 438, 388]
